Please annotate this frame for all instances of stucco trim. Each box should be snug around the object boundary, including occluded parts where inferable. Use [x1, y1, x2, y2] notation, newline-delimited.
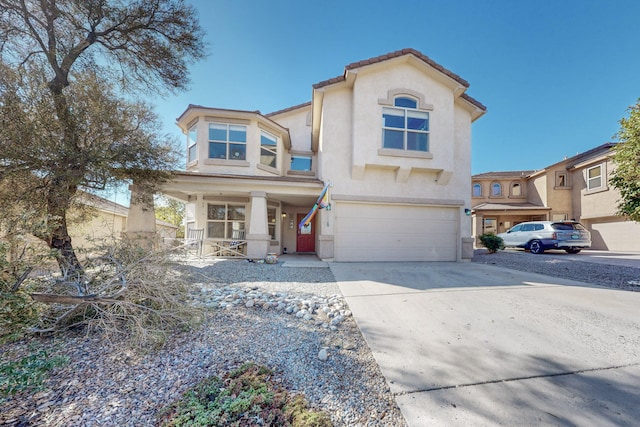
[378, 88, 434, 110]
[332, 193, 464, 206]
[377, 148, 433, 159]
[205, 116, 251, 125]
[204, 159, 250, 167]
[257, 163, 280, 175]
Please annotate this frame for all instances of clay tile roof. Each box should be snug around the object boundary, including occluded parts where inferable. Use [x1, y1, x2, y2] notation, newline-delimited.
[313, 48, 470, 90]
[266, 101, 312, 117]
[472, 170, 537, 179]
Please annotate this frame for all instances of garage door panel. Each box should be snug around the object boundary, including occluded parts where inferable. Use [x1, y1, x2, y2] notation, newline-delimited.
[591, 221, 640, 251]
[334, 202, 458, 262]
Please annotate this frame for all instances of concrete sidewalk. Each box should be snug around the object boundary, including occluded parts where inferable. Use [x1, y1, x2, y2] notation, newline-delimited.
[330, 262, 640, 426]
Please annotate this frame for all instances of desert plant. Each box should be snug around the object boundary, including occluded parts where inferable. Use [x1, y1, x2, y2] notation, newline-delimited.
[0, 347, 68, 399]
[159, 363, 332, 427]
[479, 233, 505, 254]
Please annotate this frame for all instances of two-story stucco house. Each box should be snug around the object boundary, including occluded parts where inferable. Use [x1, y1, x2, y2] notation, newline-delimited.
[471, 143, 640, 251]
[161, 49, 486, 261]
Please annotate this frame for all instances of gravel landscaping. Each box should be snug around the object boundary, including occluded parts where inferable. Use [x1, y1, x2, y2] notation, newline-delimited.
[472, 248, 640, 291]
[4, 250, 637, 426]
[0, 259, 406, 427]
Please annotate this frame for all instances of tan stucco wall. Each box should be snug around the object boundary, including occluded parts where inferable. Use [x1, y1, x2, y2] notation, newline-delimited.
[68, 208, 127, 250]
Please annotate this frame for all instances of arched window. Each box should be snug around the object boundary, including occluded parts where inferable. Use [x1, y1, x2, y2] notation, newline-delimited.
[472, 183, 482, 197]
[382, 96, 429, 152]
[491, 182, 502, 197]
[511, 182, 522, 197]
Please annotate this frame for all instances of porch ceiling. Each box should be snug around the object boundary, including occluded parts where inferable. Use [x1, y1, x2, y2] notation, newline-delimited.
[473, 202, 551, 212]
[161, 172, 325, 207]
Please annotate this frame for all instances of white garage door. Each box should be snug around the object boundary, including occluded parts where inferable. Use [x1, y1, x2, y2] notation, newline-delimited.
[590, 220, 640, 251]
[334, 202, 458, 262]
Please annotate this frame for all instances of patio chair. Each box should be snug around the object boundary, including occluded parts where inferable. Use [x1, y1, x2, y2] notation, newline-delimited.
[185, 228, 204, 257]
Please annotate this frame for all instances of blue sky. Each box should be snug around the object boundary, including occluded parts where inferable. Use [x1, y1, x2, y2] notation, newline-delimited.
[152, 0, 640, 175]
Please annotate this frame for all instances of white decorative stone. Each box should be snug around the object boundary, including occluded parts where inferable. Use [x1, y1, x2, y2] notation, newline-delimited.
[318, 348, 328, 361]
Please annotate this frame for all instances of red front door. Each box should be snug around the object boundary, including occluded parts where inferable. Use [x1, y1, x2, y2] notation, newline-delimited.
[296, 213, 316, 253]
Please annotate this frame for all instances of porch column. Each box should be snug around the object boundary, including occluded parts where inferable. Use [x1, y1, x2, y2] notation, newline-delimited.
[246, 191, 270, 259]
[317, 205, 334, 261]
[125, 184, 157, 247]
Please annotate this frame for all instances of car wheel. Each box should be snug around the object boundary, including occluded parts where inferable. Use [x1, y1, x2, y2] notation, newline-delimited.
[529, 240, 544, 254]
[565, 249, 581, 254]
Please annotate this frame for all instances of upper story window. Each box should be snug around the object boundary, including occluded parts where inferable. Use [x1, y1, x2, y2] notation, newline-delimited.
[382, 96, 429, 152]
[472, 183, 482, 197]
[291, 155, 312, 171]
[491, 182, 502, 197]
[511, 182, 522, 197]
[260, 131, 277, 168]
[586, 165, 603, 190]
[187, 126, 197, 162]
[208, 123, 247, 160]
[556, 172, 568, 187]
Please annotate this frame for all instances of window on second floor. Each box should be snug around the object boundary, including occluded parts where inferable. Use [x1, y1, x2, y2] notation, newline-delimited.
[491, 182, 502, 197]
[208, 123, 247, 160]
[586, 165, 603, 190]
[187, 126, 197, 162]
[472, 183, 482, 197]
[382, 97, 429, 152]
[260, 131, 277, 168]
[291, 155, 312, 171]
[511, 182, 522, 197]
[556, 172, 568, 188]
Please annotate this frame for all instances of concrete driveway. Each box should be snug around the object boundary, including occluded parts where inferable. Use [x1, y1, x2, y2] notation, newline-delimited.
[330, 262, 640, 426]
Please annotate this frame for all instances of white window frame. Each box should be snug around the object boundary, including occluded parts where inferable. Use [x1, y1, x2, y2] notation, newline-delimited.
[208, 123, 247, 160]
[187, 125, 197, 163]
[206, 203, 246, 239]
[260, 131, 278, 169]
[491, 182, 502, 197]
[382, 96, 430, 152]
[586, 165, 603, 191]
[472, 183, 482, 197]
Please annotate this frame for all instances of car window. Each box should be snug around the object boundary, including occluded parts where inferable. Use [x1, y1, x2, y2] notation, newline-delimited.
[509, 224, 523, 232]
[551, 223, 574, 231]
[521, 224, 534, 231]
[534, 224, 544, 231]
[574, 223, 586, 230]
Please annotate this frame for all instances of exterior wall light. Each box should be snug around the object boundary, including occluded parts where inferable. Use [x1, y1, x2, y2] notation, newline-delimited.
[464, 208, 472, 216]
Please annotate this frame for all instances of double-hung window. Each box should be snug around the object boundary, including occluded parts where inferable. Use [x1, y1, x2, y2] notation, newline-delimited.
[587, 165, 602, 190]
[382, 97, 429, 152]
[207, 203, 246, 239]
[208, 123, 247, 160]
[187, 126, 197, 162]
[260, 131, 277, 168]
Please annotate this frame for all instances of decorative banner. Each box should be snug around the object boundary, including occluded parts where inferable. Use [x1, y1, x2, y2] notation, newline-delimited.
[298, 183, 330, 229]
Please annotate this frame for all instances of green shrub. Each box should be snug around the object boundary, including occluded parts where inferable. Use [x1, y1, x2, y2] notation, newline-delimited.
[479, 233, 505, 254]
[0, 243, 40, 342]
[0, 347, 68, 399]
[159, 363, 332, 427]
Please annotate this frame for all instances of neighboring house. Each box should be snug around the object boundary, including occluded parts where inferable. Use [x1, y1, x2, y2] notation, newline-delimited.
[471, 143, 640, 251]
[161, 48, 486, 261]
[70, 192, 178, 250]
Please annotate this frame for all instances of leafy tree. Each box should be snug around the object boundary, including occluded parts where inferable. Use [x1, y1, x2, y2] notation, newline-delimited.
[0, 0, 205, 279]
[155, 196, 185, 238]
[611, 100, 640, 222]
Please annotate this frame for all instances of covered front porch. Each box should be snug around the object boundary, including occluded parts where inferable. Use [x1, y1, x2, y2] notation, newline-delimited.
[472, 202, 551, 245]
[160, 172, 332, 260]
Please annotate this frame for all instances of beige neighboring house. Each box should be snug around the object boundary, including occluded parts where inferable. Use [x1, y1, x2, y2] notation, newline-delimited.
[471, 142, 640, 251]
[70, 192, 178, 250]
[160, 48, 486, 261]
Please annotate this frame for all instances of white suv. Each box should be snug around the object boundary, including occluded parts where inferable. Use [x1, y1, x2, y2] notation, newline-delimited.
[497, 221, 591, 254]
